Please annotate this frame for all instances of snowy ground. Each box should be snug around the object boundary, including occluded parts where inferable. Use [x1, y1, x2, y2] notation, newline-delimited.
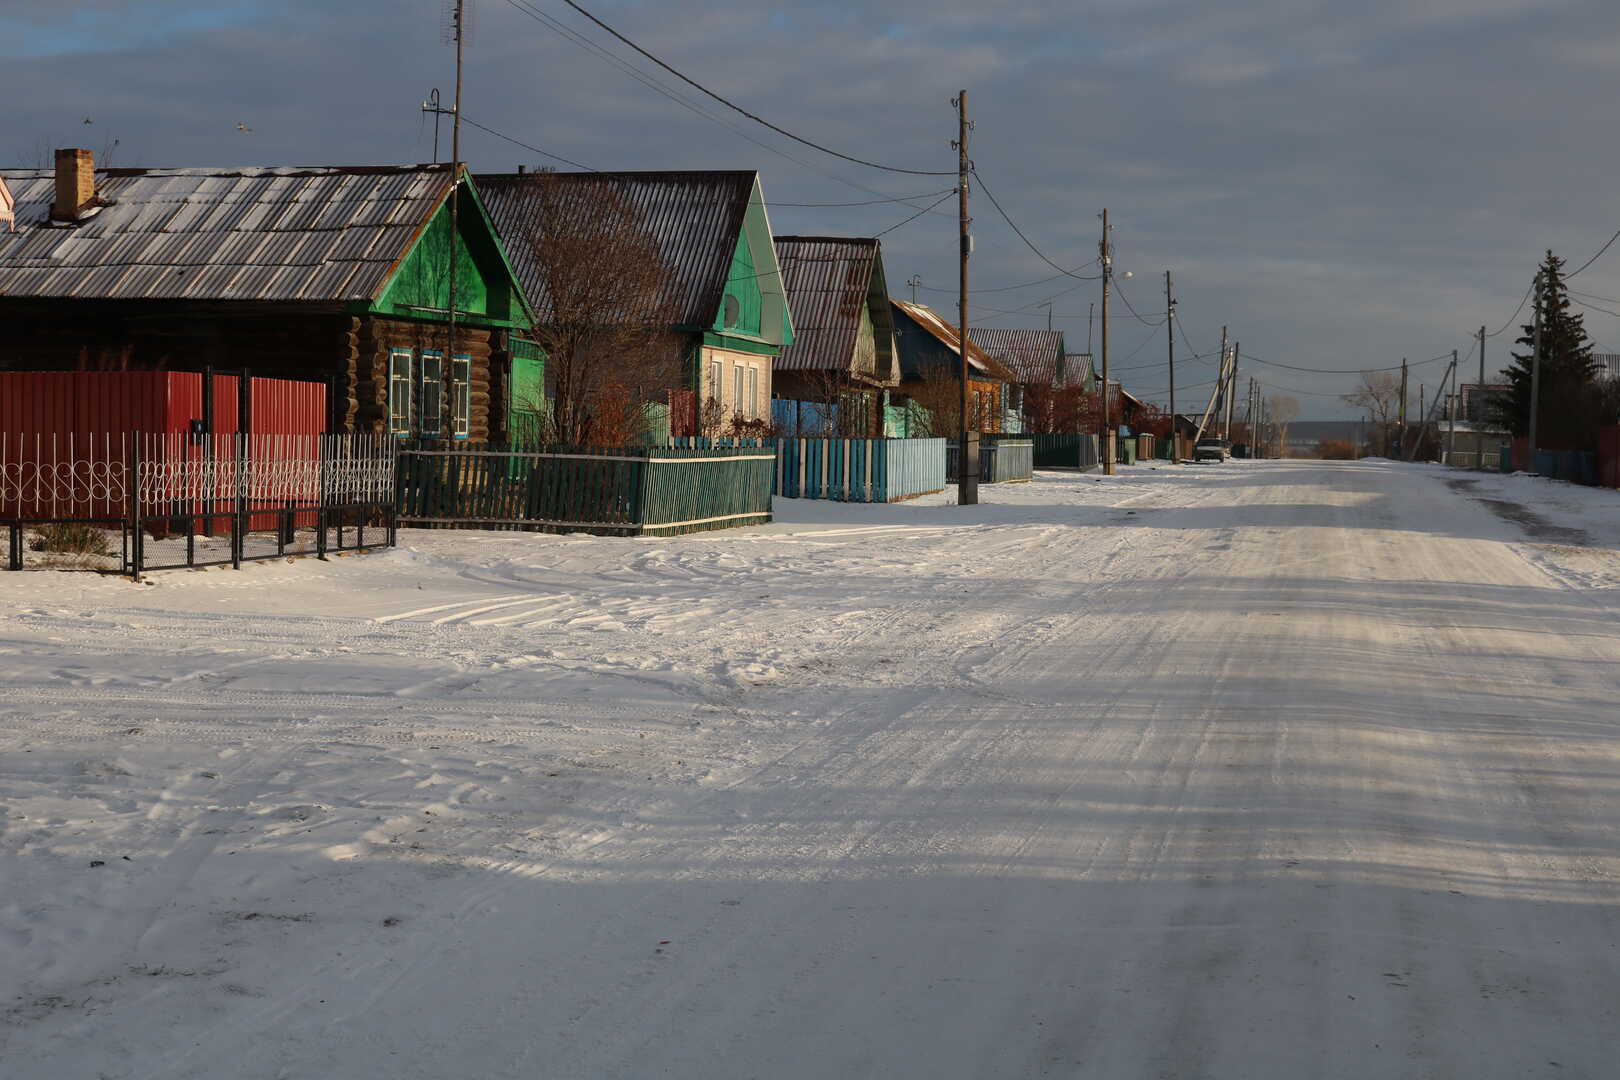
[3, 460, 1620, 1079]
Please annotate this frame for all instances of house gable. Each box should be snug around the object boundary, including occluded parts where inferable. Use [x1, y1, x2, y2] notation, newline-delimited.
[707, 178, 792, 354]
[366, 179, 531, 331]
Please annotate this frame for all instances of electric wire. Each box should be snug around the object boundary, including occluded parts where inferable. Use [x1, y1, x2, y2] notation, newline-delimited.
[555, 0, 955, 176]
[970, 169, 1104, 281]
[500, 0, 953, 214]
[768, 189, 957, 208]
[1566, 227, 1620, 278]
[873, 191, 958, 238]
[459, 114, 596, 171]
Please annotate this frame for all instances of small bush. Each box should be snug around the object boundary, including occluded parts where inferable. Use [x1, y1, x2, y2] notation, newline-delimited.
[30, 522, 112, 556]
[1316, 439, 1359, 460]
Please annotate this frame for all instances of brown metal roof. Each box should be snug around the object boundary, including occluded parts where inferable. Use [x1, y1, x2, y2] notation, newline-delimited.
[476, 170, 756, 328]
[772, 236, 890, 376]
[891, 299, 1015, 381]
[968, 328, 1066, 386]
[0, 164, 453, 302]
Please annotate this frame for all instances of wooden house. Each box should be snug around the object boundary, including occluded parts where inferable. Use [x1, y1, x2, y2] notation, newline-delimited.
[770, 236, 898, 437]
[477, 170, 793, 434]
[968, 328, 1098, 434]
[0, 151, 533, 440]
[890, 299, 1015, 434]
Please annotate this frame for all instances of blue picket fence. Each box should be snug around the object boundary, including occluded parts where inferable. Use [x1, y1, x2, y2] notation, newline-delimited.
[776, 438, 947, 502]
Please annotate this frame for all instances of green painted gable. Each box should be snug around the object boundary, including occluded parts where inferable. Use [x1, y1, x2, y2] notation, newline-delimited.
[705, 180, 793, 353]
[713, 232, 763, 338]
[367, 184, 531, 331]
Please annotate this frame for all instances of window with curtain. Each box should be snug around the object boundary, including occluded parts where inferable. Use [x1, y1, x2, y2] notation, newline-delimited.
[733, 366, 744, 415]
[747, 366, 758, 419]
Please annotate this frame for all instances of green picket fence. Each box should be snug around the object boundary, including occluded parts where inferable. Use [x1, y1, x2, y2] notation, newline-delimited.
[396, 444, 774, 536]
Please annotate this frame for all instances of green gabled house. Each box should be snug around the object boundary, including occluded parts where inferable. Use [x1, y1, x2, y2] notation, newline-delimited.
[0, 153, 536, 440]
[477, 170, 793, 435]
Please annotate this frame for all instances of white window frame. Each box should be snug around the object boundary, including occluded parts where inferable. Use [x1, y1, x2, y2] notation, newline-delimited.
[388, 349, 414, 436]
[419, 349, 444, 438]
[733, 365, 744, 416]
[452, 354, 471, 438]
[709, 358, 723, 403]
[747, 365, 759, 419]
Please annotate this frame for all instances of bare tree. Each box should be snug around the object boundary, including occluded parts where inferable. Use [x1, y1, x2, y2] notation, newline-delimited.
[1342, 372, 1401, 455]
[511, 173, 682, 446]
[1266, 395, 1300, 457]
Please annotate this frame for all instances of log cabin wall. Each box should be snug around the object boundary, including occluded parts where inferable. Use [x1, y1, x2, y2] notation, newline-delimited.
[358, 316, 498, 442]
[0, 304, 511, 440]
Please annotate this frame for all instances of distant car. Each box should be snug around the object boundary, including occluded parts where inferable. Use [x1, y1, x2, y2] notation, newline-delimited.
[1193, 438, 1229, 462]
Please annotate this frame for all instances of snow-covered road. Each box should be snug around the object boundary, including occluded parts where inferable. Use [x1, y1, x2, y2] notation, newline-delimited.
[4, 460, 1619, 1078]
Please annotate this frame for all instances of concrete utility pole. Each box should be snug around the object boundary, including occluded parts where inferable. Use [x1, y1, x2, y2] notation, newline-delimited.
[1529, 270, 1543, 464]
[1478, 325, 1486, 421]
[1215, 325, 1229, 439]
[907, 275, 921, 304]
[1100, 208, 1115, 475]
[953, 91, 977, 506]
[1166, 270, 1178, 463]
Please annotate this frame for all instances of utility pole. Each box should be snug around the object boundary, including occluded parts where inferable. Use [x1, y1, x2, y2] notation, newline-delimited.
[907, 275, 921, 304]
[1529, 270, 1543, 464]
[953, 91, 977, 506]
[1165, 270, 1178, 463]
[1216, 325, 1228, 440]
[1398, 358, 1409, 456]
[444, 0, 466, 432]
[1223, 341, 1240, 441]
[1100, 208, 1115, 475]
[421, 88, 452, 163]
[1478, 325, 1486, 421]
[1447, 350, 1458, 466]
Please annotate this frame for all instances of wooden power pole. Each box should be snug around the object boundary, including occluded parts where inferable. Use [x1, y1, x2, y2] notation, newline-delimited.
[1166, 270, 1178, 463]
[954, 91, 977, 505]
[1100, 208, 1114, 475]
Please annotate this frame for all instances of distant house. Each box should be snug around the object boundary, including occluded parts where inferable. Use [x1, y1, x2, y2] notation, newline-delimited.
[478, 170, 793, 435]
[890, 300, 1016, 434]
[771, 236, 898, 437]
[0, 151, 534, 440]
[969, 328, 1097, 434]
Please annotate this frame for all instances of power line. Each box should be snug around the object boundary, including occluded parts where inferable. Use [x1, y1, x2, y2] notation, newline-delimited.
[1236, 349, 1452, 374]
[1566, 226, 1620, 278]
[554, 0, 955, 176]
[874, 191, 958, 238]
[1111, 277, 1165, 326]
[768, 189, 956, 208]
[970, 169, 1103, 281]
[499, 0, 953, 214]
[917, 272, 1074, 295]
[459, 114, 596, 171]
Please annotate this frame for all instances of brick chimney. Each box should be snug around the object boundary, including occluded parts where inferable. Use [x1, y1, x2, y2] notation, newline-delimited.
[51, 148, 95, 221]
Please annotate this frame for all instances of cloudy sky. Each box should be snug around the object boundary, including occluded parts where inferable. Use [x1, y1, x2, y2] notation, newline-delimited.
[7, 0, 1620, 416]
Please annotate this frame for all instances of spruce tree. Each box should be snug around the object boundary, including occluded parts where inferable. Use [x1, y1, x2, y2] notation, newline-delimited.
[1491, 251, 1598, 446]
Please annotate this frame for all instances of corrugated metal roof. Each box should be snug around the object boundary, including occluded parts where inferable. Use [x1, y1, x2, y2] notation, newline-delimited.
[0, 164, 453, 302]
[891, 299, 1015, 381]
[772, 237, 878, 373]
[476, 170, 756, 328]
[968, 328, 1066, 386]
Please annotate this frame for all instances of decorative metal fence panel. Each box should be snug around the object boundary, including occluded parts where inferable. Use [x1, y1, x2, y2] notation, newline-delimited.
[396, 444, 774, 536]
[3, 432, 395, 576]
